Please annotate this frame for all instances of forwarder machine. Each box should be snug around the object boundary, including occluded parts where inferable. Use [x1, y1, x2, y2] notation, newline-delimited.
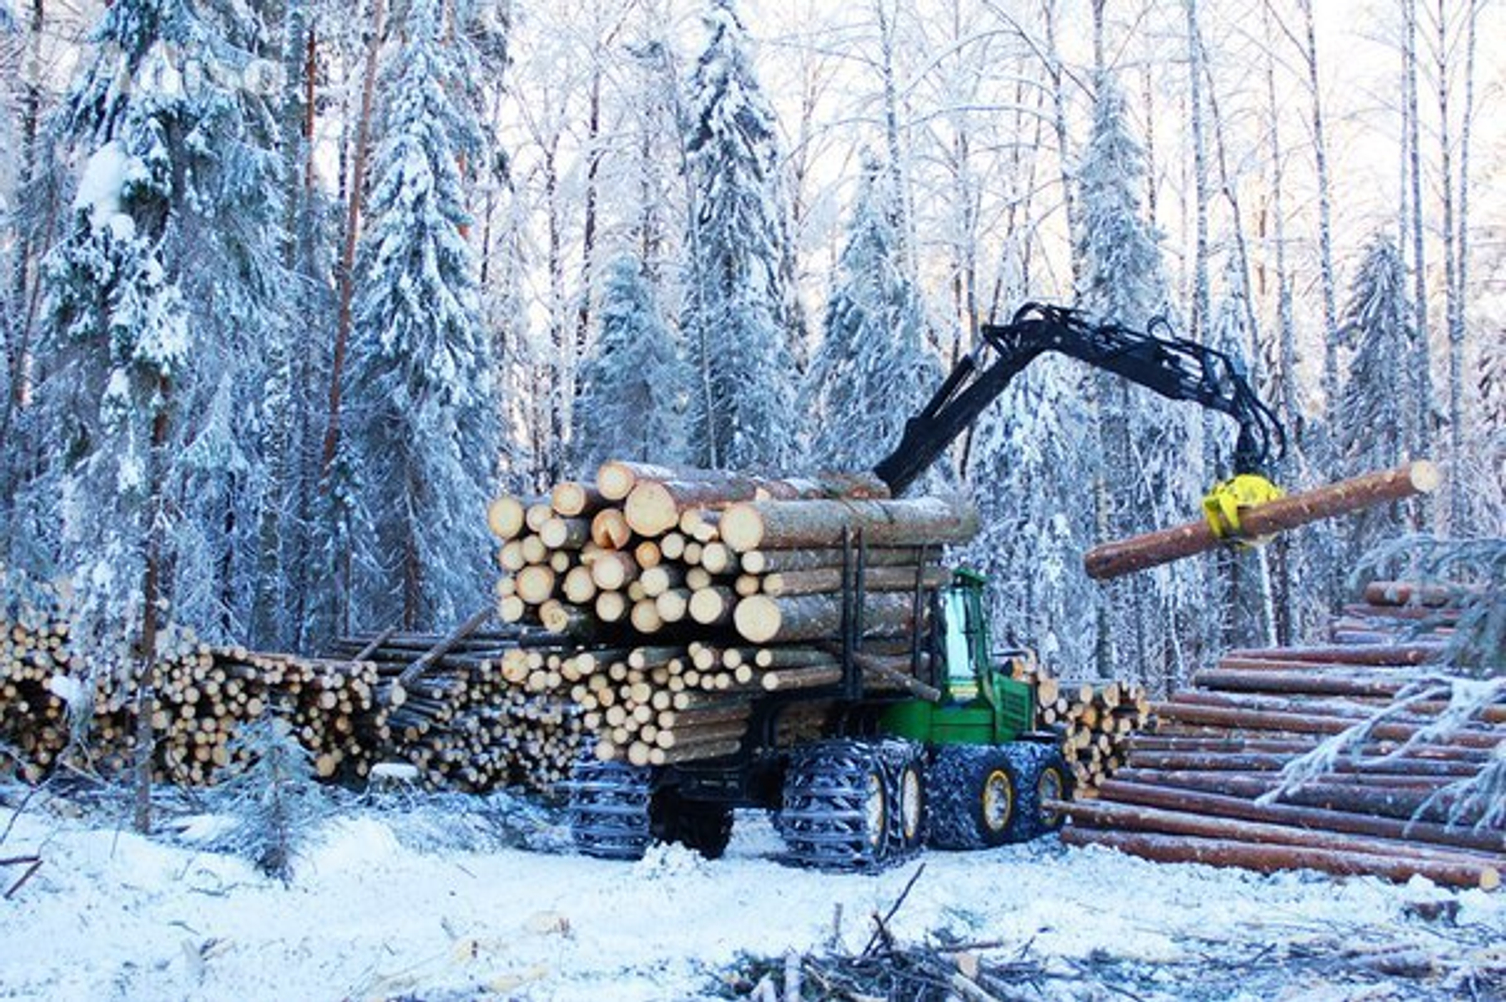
[568, 302, 1285, 870]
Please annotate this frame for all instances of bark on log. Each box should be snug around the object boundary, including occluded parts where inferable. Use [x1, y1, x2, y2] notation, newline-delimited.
[1055, 797, 1503, 867]
[1084, 461, 1442, 580]
[762, 565, 950, 598]
[1124, 749, 1479, 777]
[1094, 779, 1506, 855]
[1169, 687, 1506, 726]
[1364, 580, 1474, 607]
[1150, 700, 1501, 748]
[1221, 644, 1446, 666]
[734, 592, 920, 645]
[623, 469, 891, 537]
[720, 497, 979, 553]
[1107, 769, 1489, 823]
[1059, 827, 1498, 890]
[739, 546, 929, 575]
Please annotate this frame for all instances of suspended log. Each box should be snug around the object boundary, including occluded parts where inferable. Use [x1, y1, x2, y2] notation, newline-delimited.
[1059, 828, 1498, 890]
[720, 497, 978, 553]
[1084, 461, 1442, 580]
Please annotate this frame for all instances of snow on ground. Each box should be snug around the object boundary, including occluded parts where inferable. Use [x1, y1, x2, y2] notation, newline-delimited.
[1, 788, 1502, 1002]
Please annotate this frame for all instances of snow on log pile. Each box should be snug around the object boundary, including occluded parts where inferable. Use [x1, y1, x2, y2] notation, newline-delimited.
[1055, 580, 1506, 890]
[488, 462, 985, 769]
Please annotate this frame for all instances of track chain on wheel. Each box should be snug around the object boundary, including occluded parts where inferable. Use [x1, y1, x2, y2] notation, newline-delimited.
[564, 758, 654, 860]
[775, 738, 925, 871]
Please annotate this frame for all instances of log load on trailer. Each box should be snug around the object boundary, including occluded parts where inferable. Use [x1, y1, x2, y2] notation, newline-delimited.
[554, 302, 1301, 870]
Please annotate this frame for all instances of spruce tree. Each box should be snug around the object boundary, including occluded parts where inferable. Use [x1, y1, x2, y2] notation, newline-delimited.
[681, 0, 797, 470]
[34, 0, 285, 652]
[805, 153, 939, 475]
[1074, 69, 1198, 690]
[963, 356, 1098, 674]
[1336, 234, 1413, 557]
[343, 0, 501, 631]
[573, 254, 688, 472]
[216, 714, 326, 882]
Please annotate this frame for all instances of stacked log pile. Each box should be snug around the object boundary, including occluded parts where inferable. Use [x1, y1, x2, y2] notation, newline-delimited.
[1, 620, 387, 787]
[488, 463, 980, 766]
[1056, 582, 1505, 889]
[1014, 658, 1152, 793]
[0, 578, 580, 793]
[0, 583, 79, 783]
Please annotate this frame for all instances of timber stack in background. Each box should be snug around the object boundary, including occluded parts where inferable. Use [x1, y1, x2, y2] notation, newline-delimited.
[0, 568, 582, 792]
[1055, 579, 1506, 889]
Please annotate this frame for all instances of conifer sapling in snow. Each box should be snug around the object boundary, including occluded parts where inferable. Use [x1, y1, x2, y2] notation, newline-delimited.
[215, 714, 326, 882]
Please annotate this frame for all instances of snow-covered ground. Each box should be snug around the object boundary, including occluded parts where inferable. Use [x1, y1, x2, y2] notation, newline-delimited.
[1, 788, 1501, 1002]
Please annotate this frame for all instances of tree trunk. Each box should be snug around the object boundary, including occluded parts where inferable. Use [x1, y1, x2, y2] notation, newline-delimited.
[733, 592, 919, 645]
[322, 0, 385, 476]
[721, 496, 977, 553]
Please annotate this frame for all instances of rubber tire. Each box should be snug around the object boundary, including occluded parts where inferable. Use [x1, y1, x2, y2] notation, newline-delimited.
[1002, 743, 1072, 843]
[925, 745, 1020, 850]
[894, 757, 927, 850]
[651, 787, 734, 859]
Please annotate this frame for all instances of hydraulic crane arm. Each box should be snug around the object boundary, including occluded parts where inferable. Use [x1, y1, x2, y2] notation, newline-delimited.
[872, 302, 1285, 498]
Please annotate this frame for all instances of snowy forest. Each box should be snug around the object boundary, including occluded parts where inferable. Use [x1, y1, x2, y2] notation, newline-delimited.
[0, 0, 1501, 693]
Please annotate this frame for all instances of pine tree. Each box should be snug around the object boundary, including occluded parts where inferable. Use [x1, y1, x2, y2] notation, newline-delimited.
[681, 0, 797, 470]
[572, 254, 688, 471]
[343, 0, 501, 631]
[1336, 234, 1413, 557]
[805, 153, 940, 476]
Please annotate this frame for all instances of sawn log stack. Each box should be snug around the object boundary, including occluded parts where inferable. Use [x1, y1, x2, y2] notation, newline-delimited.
[487, 462, 991, 768]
